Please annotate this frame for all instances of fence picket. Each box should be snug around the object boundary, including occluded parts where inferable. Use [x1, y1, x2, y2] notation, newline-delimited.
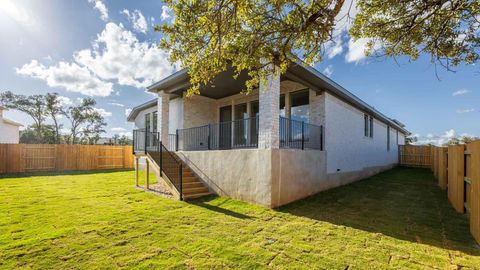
[0, 144, 133, 174]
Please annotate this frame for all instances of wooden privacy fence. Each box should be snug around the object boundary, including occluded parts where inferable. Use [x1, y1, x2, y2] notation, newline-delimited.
[399, 145, 431, 168]
[0, 144, 134, 174]
[399, 142, 480, 244]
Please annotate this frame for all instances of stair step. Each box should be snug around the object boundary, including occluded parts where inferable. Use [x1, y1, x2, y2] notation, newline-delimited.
[183, 186, 209, 194]
[182, 182, 204, 188]
[183, 192, 212, 200]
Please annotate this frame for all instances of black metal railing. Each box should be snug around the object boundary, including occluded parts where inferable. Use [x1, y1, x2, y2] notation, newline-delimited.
[157, 143, 183, 200]
[175, 117, 259, 151]
[279, 116, 323, 150]
[138, 129, 183, 200]
[133, 129, 160, 153]
[134, 116, 324, 153]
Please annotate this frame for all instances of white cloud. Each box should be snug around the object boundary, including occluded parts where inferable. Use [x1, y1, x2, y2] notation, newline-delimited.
[125, 108, 132, 117]
[161, 5, 174, 22]
[108, 102, 125, 107]
[345, 38, 371, 63]
[452, 89, 471, 96]
[325, 40, 344, 59]
[74, 22, 177, 89]
[111, 127, 127, 132]
[413, 129, 457, 146]
[93, 108, 112, 117]
[0, 0, 37, 28]
[58, 96, 73, 106]
[456, 108, 475, 114]
[322, 65, 333, 77]
[121, 9, 148, 34]
[16, 60, 113, 97]
[88, 0, 109, 21]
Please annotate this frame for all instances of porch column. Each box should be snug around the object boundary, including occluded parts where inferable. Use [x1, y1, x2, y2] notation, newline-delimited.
[157, 91, 170, 145]
[258, 65, 280, 149]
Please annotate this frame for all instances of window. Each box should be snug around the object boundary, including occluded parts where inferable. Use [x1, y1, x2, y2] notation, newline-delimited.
[152, 111, 158, 133]
[396, 130, 399, 145]
[369, 116, 373, 137]
[387, 126, 391, 151]
[290, 90, 309, 122]
[364, 114, 369, 137]
[364, 115, 374, 138]
[145, 113, 151, 131]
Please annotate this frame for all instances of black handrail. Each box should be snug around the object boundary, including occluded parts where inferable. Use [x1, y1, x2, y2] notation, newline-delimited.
[134, 129, 183, 200]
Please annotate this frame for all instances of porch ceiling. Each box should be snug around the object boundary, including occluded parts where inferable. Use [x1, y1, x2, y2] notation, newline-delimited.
[148, 65, 303, 100]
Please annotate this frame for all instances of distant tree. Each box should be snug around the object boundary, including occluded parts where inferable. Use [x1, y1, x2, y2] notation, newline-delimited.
[405, 135, 418, 145]
[0, 91, 47, 141]
[45, 93, 65, 144]
[82, 113, 107, 145]
[117, 135, 132, 145]
[460, 136, 476, 144]
[20, 125, 56, 144]
[64, 98, 100, 144]
[443, 137, 461, 146]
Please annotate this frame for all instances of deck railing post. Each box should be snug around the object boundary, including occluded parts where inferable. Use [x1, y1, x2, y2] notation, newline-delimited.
[179, 163, 183, 200]
[175, 129, 179, 151]
[301, 121, 305, 150]
[208, 124, 211, 150]
[144, 129, 147, 154]
[159, 141, 163, 174]
[132, 130, 136, 154]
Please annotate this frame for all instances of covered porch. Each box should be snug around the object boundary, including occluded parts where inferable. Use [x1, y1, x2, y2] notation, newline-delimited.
[135, 64, 326, 153]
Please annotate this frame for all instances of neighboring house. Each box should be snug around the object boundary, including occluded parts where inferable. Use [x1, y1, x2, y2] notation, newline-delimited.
[0, 106, 22, 144]
[127, 63, 409, 207]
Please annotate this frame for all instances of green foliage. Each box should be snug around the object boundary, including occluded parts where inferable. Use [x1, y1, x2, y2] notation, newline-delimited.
[158, 0, 345, 95]
[45, 93, 65, 144]
[0, 168, 478, 268]
[0, 91, 47, 140]
[19, 125, 57, 144]
[158, 0, 479, 95]
[63, 98, 106, 144]
[350, 0, 480, 70]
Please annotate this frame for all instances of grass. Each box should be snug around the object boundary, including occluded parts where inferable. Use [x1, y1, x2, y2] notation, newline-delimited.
[0, 167, 478, 269]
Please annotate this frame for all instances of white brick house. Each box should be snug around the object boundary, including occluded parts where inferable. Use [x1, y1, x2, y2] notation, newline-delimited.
[0, 106, 22, 144]
[127, 63, 408, 207]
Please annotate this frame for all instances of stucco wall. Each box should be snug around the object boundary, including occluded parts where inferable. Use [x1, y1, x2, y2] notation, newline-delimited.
[176, 149, 274, 206]
[324, 93, 401, 174]
[0, 120, 20, 143]
[270, 149, 327, 207]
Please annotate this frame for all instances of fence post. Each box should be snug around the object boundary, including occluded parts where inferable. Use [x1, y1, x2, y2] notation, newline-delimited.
[301, 121, 305, 150]
[175, 129, 179, 151]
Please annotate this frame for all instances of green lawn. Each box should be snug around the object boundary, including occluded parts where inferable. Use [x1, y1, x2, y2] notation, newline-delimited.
[0, 168, 478, 269]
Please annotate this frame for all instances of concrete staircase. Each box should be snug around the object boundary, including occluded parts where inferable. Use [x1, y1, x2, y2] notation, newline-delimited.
[147, 150, 212, 200]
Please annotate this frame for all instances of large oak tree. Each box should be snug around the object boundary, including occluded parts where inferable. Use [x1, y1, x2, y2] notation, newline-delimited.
[158, 0, 479, 95]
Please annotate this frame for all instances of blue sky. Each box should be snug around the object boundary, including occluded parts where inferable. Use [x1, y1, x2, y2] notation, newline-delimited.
[0, 0, 478, 144]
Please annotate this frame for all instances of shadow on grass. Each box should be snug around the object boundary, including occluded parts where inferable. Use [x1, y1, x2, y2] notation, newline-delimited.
[0, 168, 134, 179]
[190, 196, 252, 220]
[279, 167, 480, 255]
